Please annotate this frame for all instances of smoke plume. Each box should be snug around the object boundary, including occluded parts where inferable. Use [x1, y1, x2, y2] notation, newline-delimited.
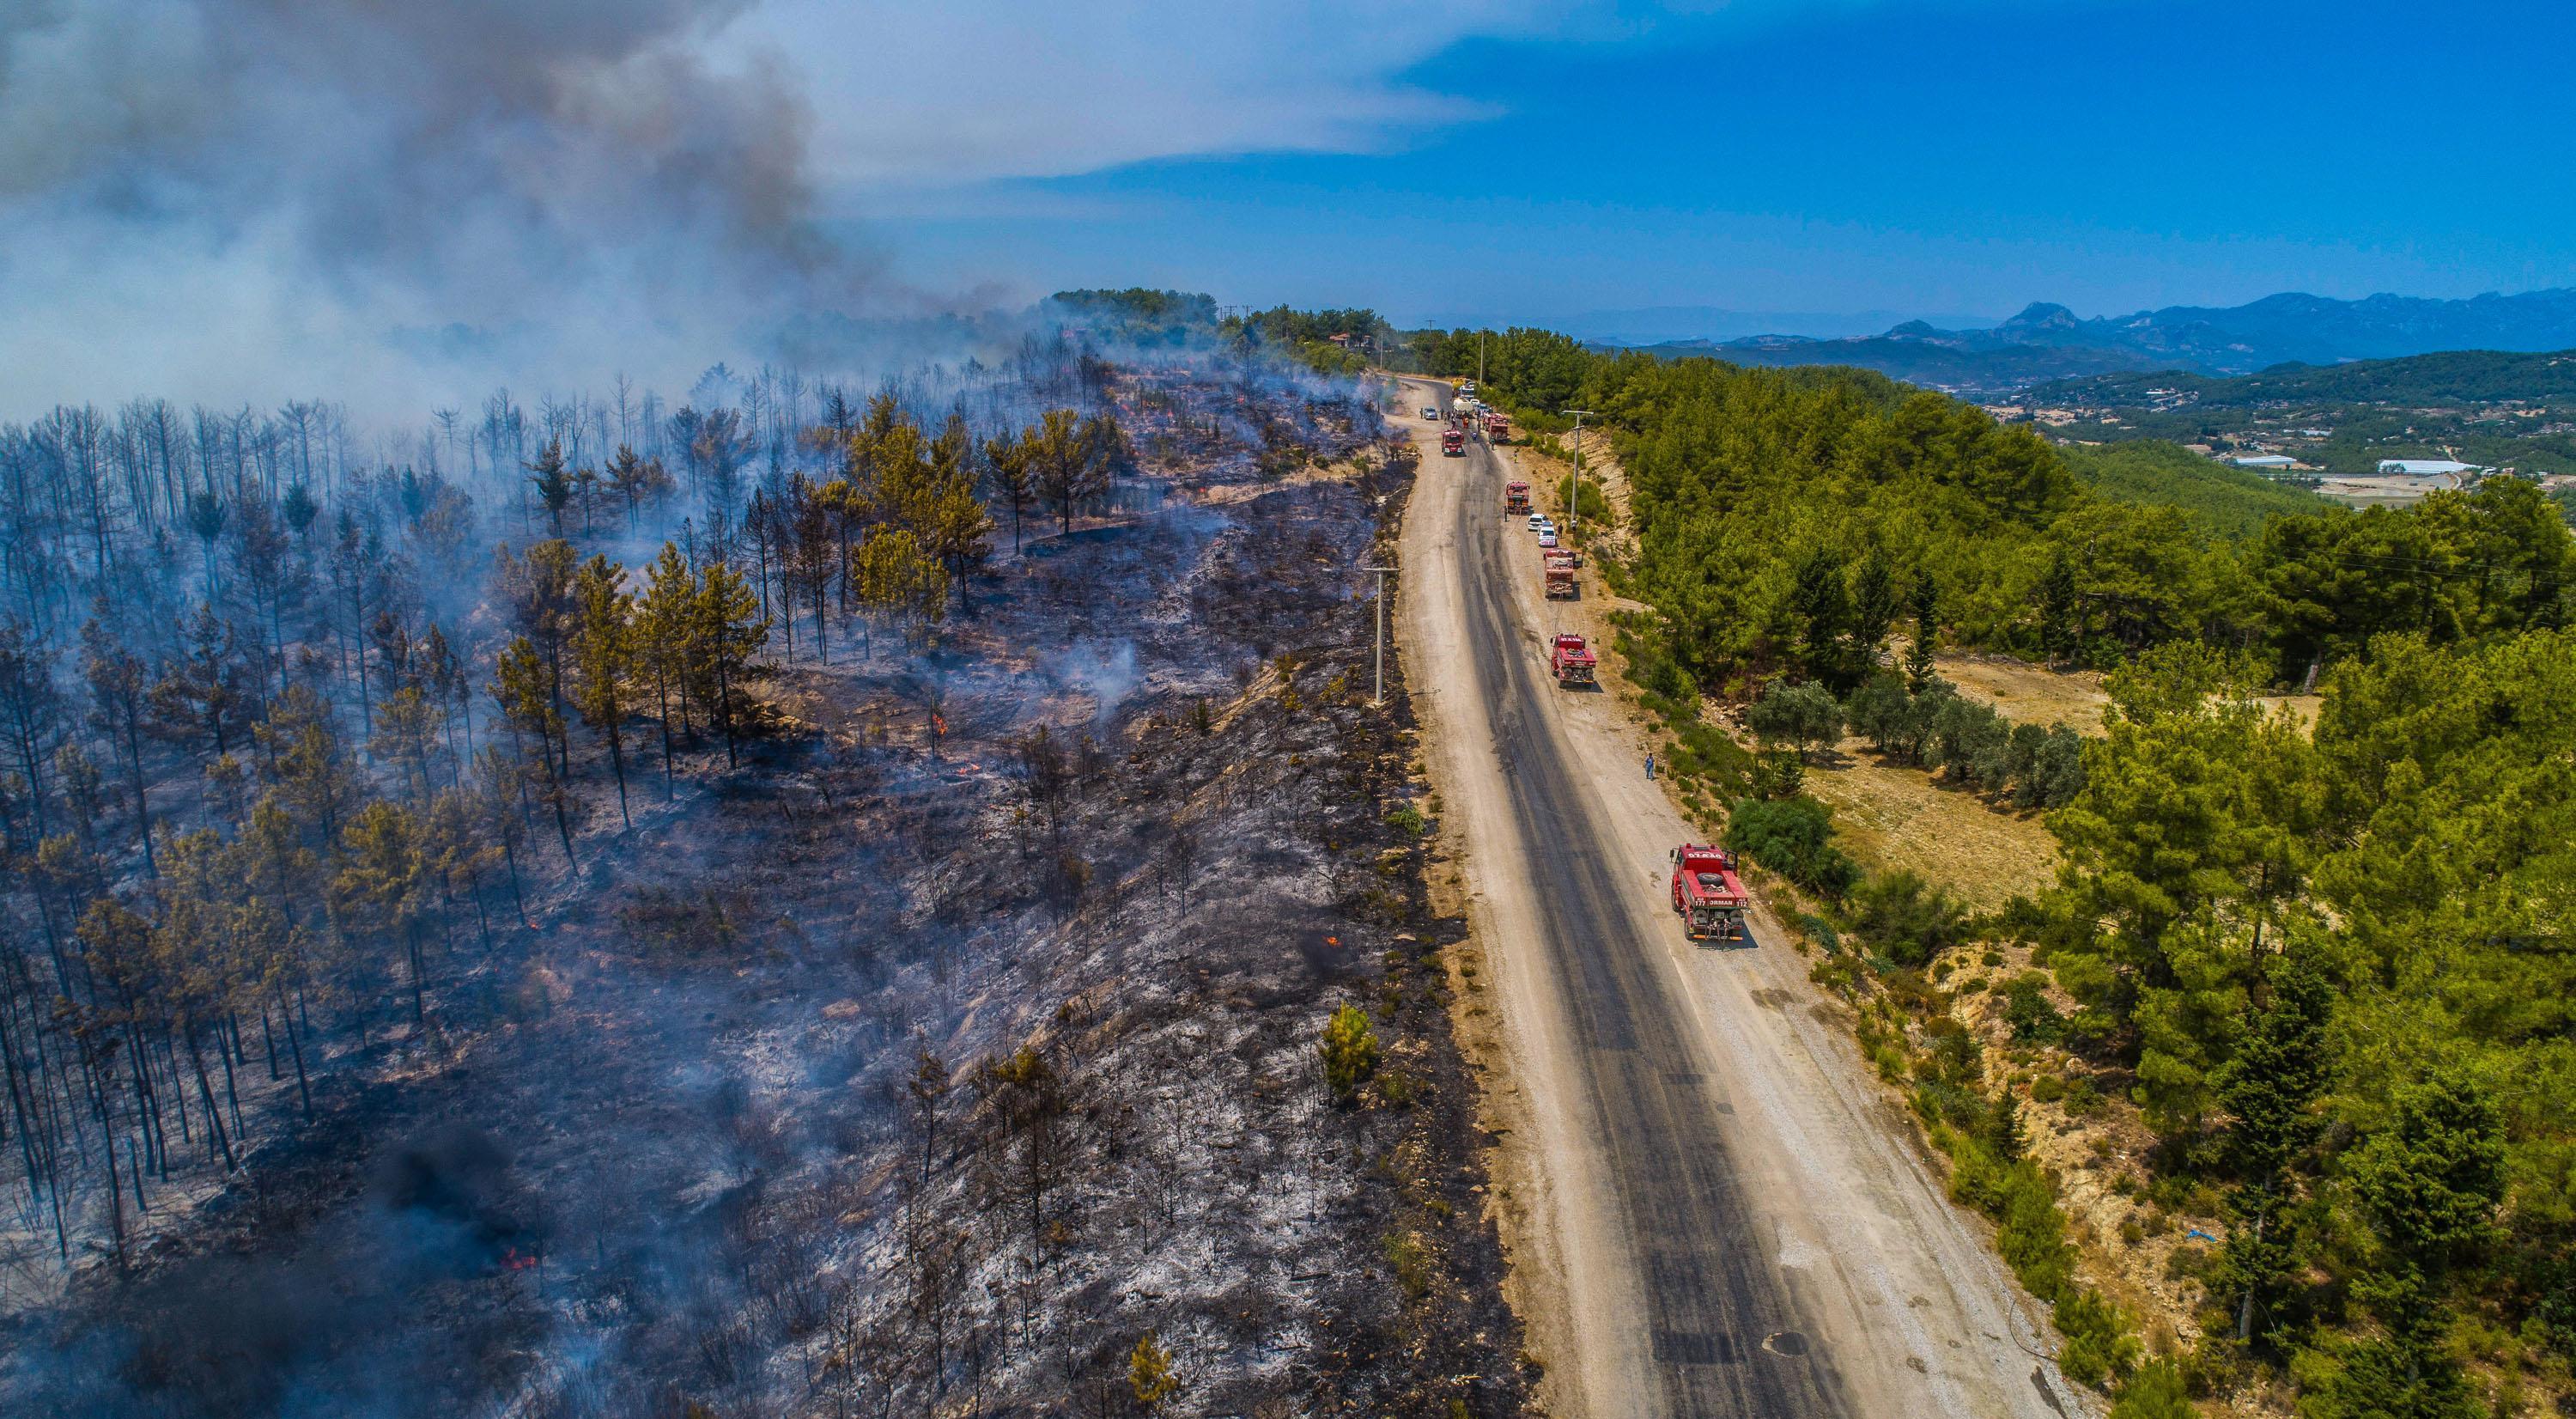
[0, 0, 885, 411]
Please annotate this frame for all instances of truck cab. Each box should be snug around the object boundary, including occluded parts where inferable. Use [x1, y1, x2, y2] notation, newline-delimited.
[1441, 427, 1466, 457]
[1669, 843, 1747, 941]
[1549, 634, 1596, 687]
[1504, 479, 1531, 513]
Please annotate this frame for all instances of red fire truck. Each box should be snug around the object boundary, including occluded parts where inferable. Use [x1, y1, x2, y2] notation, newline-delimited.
[1485, 411, 1510, 442]
[1549, 634, 1595, 686]
[1669, 843, 1748, 941]
[1441, 426, 1466, 457]
[1543, 549, 1578, 599]
[1504, 479, 1530, 513]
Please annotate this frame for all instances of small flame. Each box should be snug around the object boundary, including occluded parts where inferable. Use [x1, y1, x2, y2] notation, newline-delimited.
[933, 713, 948, 735]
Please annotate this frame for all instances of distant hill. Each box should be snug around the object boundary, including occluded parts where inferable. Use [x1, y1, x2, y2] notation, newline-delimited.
[1534, 305, 1999, 345]
[2029, 346, 2576, 410]
[1621, 288, 2576, 393]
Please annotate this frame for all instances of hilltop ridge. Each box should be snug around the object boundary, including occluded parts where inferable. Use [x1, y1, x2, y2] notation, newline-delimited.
[1621, 286, 2576, 391]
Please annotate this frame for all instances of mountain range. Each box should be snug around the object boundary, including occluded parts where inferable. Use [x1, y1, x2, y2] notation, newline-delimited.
[1620, 288, 2576, 393]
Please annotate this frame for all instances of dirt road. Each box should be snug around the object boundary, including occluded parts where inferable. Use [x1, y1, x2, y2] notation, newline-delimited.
[1394, 380, 2088, 1419]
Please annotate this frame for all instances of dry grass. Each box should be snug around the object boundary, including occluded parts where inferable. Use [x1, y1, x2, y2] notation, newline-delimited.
[1935, 653, 2109, 734]
[1801, 743, 2059, 911]
[1938, 650, 2320, 736]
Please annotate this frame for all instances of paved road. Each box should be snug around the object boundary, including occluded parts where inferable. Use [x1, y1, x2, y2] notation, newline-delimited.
[1396, 381, 2084, 1419]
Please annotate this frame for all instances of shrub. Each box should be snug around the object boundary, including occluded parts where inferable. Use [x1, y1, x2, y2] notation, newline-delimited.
[2003, 975, 2068, 1044]
[2105, 1360, 2194, 1419]
[1747, 679, 1843, 760]
[1384, 803, 1426, 838]
[1617, 627, 1697, 702]
[1846, 672, 1953, 766]
[2030, 1074, 2068, 1105]
[1128, 1332, 1182, 1405]
[1932, 695, 2014, 792]
[1849, 869, 1969, 967]
[2026, 724, 2087, 808]
[1844, 671, 1913, 754]
[1998, 1161, 2075, 1299]
[1923, 1016, 1981, 1083]
[1725, 795, 1857, 898]
[1749, 747, 1806, 800]
[2055, 1288, 2140, 1389]
[1321, 1003, 1380, 1104]
[1382, 1231, 1432, 1299]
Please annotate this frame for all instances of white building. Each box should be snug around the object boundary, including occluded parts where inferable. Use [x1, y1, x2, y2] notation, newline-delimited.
[2232, 454, 2299, 470]
[2377, 459, 2478, 477]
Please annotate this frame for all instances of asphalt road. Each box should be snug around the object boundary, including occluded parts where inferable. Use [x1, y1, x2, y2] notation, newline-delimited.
[1397, 381, 2085, 1419]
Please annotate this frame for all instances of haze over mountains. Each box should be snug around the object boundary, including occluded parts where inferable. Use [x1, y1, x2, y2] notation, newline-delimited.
[1613, 287, 2576, 392]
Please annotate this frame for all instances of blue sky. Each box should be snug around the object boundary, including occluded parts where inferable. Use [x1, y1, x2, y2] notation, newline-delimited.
[873, 0, 2575, 331]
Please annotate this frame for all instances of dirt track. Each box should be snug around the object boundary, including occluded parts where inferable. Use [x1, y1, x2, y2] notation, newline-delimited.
[1394, 379, 2091, 1419]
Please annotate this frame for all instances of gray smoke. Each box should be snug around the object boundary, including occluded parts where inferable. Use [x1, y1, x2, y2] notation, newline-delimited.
[0, 0, 896, 411]
[1048, 637, 1143, 727]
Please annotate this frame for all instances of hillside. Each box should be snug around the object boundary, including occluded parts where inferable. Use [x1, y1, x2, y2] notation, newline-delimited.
[0, 353, 1528, 1417]
[2025, 347, 2576, 479]
[2057, 439, 2329, 539]
[2031, 345, 2576, 410]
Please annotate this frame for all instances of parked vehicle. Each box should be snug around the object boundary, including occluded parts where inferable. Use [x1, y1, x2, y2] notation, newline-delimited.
[1544, 550, 1577, 599]
[1442, 427, 1465, 456]
[1668, 843, 1748, 941]
[1504, 479, 1531, 513]
[1538, 528, 1558, 548]
[1485, 411, 1510, 441]
[1550, 634, 1596, 687]
[1422, 405, 1440, 421]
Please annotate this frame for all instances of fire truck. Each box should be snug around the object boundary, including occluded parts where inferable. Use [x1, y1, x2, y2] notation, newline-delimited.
[1504, 479, 1531, 513]
[1549, 634, 1595, 687]
[1441, 426, 1466, 457]
[1669, 843, 1748, 941]
[1543, 549, 1578, 599]
[1485, 411, 1510, 442]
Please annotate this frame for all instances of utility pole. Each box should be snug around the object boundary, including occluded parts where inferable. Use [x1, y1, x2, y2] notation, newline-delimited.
[1479, 330, 1486, 385]
[1562, 410, 1595, 542]
[1364, 563, 1395, 705]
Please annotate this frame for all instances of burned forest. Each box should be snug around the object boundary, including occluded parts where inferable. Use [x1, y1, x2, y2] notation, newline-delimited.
[0, 339, 1527, 1417]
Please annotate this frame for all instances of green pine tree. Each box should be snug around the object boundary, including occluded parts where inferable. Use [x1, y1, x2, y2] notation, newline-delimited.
[1321, 1002, 1380, 1105]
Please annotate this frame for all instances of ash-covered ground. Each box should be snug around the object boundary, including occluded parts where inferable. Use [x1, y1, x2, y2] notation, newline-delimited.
[1, 375, 1528, 1418]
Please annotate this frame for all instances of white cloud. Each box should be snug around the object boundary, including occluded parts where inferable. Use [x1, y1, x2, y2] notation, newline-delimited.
[726, 0, 1570, 189]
